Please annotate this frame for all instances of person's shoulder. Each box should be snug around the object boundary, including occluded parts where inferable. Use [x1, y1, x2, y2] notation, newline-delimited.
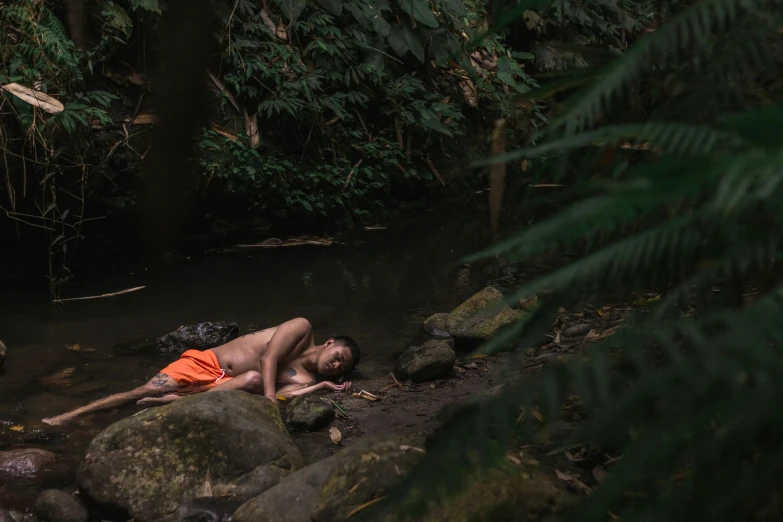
[286, 317, 312, 331]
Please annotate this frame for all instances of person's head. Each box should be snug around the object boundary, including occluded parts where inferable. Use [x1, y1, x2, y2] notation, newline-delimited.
[317, 335, 360, 377]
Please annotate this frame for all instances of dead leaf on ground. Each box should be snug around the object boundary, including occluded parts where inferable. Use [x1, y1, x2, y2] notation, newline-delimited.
[399, 445, 425, 454]
[555, 469, 592, 493]
[9, 425, 24, 432]
[66, 343, 81, 352]
[592, 465, 607, 484]
[2, 83, 64, 113]
[459, 78, 478, 107]
[132, 113, 158, 125]
[329, 426, 342, 444]
[565, 450, 585, 462]
[211, 124, 238, 141]
[506, 452, 522, 465]
[585, 328, 617, 342]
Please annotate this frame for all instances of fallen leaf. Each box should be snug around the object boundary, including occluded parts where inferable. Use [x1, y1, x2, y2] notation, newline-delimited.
[555, 469, 592, 493]
[532, 408, 544, 422]
[565, 450, 585, 462]
[506, 452, 521, 465]
[459, 78, 478, 107]
[361, 452, 381, 462]
[276, 395, 287, 401]
[2, 83, 64, 113]
[521, 159, 528, 171]
[329, 426, 342, 444]
[632, 294, 661, 306]
[132, 113, 158, 125]
[9, 425, 24, 432]
[592, 465, 607, 484]
[399, 445, 426, 454]
[471, 353, 489, 359]
[66, 343, 81, 352]
[40, 367, 76, 386]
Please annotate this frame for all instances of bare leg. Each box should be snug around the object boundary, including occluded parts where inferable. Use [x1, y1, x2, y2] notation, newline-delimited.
[207, 371, 264, 393]
[42, 372, 179, 426]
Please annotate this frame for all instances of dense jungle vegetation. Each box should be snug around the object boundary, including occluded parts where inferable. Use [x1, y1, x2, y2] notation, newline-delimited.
[4, 0, 783, 520]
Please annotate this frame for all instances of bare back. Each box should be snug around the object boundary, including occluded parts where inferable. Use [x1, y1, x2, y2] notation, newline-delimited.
[210, 325, 314, 379]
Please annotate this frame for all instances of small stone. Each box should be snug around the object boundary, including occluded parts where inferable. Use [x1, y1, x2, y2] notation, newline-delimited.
[35, 490, 88, 522]
[284, 396, 335, 432]
[464, 363, 478, 370]
[394, 341, 455, 383]
[0, 448, 57, 477]
[422, 313, 451, 339]
[562, 323, 593, 337]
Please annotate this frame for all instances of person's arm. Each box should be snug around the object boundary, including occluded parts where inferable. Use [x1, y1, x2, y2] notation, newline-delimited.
[276, 380, 353, 399]
[260, 318, 312, 400]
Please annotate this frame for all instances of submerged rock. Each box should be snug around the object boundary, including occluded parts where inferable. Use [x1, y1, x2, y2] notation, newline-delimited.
[0, 340, 6, 368]
[232, 435, 426, 522]
[446, 287, 523, 344]
[35, 490, 88, 522]
[422, 313, 451, 339]
[154, 497, 242, 522]
[284, 396, 334, 432]
[394, 341, 455, 382]
[156, 322, 239, 354]
[77, 391, 303, 522]
[0, 449, 57, 478]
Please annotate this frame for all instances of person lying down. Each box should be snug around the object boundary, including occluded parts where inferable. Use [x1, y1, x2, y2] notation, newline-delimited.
[43, 318, 360, 425]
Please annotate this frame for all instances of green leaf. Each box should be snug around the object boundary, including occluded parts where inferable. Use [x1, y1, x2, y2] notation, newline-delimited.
[388, 23, 425, 62]
[437, 0, 465, 15]
[275, 0, 306, 21]
[102, 2, 133, 36]
[129, 0, 161, 14]
[418, 108, 451, 135]
[316, 0, 343, 15]
[300, 200, 313, 212]
[397, 0, 439, 28]
[371, 14, 392, 36]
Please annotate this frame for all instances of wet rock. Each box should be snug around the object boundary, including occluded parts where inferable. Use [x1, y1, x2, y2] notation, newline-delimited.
[394, 341, 455, 382]
[284, 397, 334, 432]
[381, 466, 568, 522]
[232, 434, 426, 522]
[446, 287, 524, 344]
[154, 497, 242, 522]
[156, 321, 239, 354]
[422, 313, 451, 339]
[563, 323, 592, 337]
[0, 449, 57, 478]
[77, 391, 304, 522]
[35, 490, 88, 522]
[0, 340, 6, 368]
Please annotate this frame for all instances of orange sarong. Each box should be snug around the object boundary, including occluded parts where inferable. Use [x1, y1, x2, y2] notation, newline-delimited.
[159, 349, 232, 389]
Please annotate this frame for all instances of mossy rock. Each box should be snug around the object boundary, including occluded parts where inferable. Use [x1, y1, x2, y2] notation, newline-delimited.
[394, 341, 455, 382]
[446, 287, 524, 344]
[284, 396, 335, 432]
[375, 465, 570, 522]
[422, 313, 451, 339]
[77, 391, 303, 522]
[232, 435, 426, 522]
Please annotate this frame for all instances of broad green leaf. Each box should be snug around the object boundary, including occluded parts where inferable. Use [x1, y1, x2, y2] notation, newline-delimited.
[371, 14, 392, 36]
[397, 0, 439, 28]
[274, 0, 306, 21]
[102, 2, 133, 36]
[316, 0, 343, 16]
[388, 24, 425, 62]
[129, 0, 161, 14]
[418, 108, 451, 135]
[438, 0, 465, 15]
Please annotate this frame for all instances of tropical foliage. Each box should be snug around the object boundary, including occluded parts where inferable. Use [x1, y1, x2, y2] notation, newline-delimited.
[371, 0, 783, 520]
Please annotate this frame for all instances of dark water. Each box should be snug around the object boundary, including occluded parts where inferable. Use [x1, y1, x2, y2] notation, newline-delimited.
[0, 202, 533, 508]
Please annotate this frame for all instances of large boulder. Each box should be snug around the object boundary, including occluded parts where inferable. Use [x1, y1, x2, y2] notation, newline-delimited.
[0, 340, 6, 368]
[35, 490, 88, 522]
[156, 322, 239, 354]
[284, 396, 334, 432]
[77, 391, 303, 522]
[394, 341, 455, 382]
[233, 435, 426, 522]
[0, 449, 57, 478]
[446, 287, 523, 344]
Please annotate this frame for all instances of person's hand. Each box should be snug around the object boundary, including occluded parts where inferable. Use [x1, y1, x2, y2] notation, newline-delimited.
[322, 381, 352, 392]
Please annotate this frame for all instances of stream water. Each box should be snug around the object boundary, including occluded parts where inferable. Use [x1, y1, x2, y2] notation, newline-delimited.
[0, 202, 537, 509]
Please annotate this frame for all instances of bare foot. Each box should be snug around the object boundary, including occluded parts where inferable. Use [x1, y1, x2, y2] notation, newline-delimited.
[42, 416, 66, 426]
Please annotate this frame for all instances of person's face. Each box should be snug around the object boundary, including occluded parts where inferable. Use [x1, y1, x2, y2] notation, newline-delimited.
[317, 340, 353, 376]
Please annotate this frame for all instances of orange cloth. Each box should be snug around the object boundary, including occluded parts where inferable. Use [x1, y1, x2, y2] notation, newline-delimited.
[159, 349, 232, 389]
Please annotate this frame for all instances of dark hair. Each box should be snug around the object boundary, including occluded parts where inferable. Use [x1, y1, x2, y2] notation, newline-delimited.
[333, 335, 360, 370]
